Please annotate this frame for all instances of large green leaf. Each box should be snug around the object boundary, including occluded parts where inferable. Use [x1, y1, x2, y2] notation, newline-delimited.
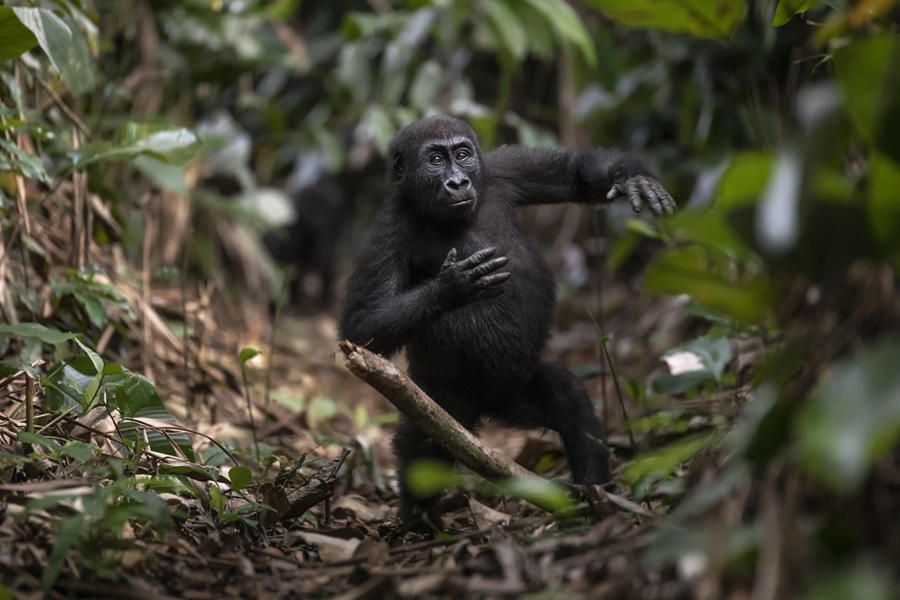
[0, 139, 51, 182]
[772, 0, 822, 26]
[834, 34, 900, 166]
[523, 0, 597, 66]
[868, 153, 900, 253]
[643, 245, 778, 324]
[11, 8, 95, 94]
[0, 323, 77, 344]
[482, 0, 528, 61]
[115, 369, 193, 460]
[715, 152, 772, 209]
[0, 7, 38, 61]
[67, 123, 201, 170]
[584, 0, 745, 40]
[797, 340, 900, 492]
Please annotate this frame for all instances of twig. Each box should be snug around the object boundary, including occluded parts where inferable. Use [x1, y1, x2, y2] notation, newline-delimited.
[181, 222, 193, 418]
[24, 374, 34, 433]
[140, 195, 154, 380]
[264, 277, 288, 407]
[586, 309, 636, 454]
[602, 340, 636, 453]
[240, 362, 260, 460]
[28, 69, 90, 136]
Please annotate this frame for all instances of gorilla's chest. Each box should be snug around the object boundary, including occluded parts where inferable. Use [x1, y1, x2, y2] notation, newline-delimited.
[406, 205, 521, 286]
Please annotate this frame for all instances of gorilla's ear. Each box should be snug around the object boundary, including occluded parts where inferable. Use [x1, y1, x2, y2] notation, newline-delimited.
[392, 154, 404, 179]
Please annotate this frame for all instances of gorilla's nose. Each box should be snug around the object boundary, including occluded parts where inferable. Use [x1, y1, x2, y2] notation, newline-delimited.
[445, 176, 471, 193]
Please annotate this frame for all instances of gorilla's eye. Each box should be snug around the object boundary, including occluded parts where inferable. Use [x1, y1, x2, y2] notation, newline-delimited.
[429, 154, 444, 165]
[455, 149, 470, 160]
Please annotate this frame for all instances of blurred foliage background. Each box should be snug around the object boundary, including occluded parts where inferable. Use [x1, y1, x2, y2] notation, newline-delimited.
[2, 0, 900, 597]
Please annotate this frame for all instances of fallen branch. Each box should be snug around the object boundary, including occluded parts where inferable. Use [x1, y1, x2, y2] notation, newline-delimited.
[339, 341, 538, 483]
[339, 341, 647, 518]
[282, 447, 351, 521]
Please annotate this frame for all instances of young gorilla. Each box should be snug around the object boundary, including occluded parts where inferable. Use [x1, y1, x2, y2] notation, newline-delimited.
[340, 116, 674, 531]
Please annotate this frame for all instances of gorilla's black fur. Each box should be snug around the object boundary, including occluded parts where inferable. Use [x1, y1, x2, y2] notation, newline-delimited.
[339, 116, 674, 531]
[263, 178, 346, 310]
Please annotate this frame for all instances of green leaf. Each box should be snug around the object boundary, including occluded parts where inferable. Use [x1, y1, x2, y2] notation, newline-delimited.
[482, 0, 527, 60]
[517, 1, 555, 60]
[0, 139, 51, 182]
[498, 477, 574, 513]
[113, 369, 193, 460]
[834, 34, 900, 166]
[716, 152, 772, 210]
[18, 431, 58, 450]
[158, 463, 221, 482]
[11, 8, 94, 95]
[409, 60, 444, 111]
[229, 466, 253, 491]
[306, 396, 337, 429]
[621, 434, 714, 487]
[643, 245, 778, 324]
[75, 339, 104, 376]
[60, 441, 94, 462]
[73, 292, 108, 329]
[868, 154, 900, 254]
[405, 458, 459, 499]
[132, 155, 187, 193]
[81, 373, 102, 411]
[584, 0, 745, 40]
[67, 123, 201, 170]
[797, 339, 900, 491]
[239, 347, 261, 364]
[803, 561, 893, 600]
[46, 359, 95, 412]
[773, 0, 822, 26]
[523, 0, 597, 66]
[209, 484, 227, 512]
[0, 323, 77, 344]
[666, 334, 734, 380]
[120, 372, 158, 417]
[0, 360, 39, 379]
[651, 370, 717, 395]
[0, 7, 38, 61]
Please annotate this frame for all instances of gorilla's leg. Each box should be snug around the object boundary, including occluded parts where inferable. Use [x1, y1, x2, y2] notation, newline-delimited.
[392, 385, 481, 532]
[513, 361, 610, 484]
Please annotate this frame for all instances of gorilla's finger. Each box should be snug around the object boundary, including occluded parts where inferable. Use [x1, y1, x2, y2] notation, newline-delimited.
[469, 256, 509, 277]
[606, 185, 620, 200]
[458, 247, 497, 269]
[472, 272, 511, 289]
[654, 184, 676, 215]
[440, 248, 458, 273]
[625, 180, 643, 213]
[639, 178, 663, 216]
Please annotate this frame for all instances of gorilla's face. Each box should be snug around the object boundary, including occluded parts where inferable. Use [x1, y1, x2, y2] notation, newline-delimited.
[416, 135, 480, 217]
[389, 117, 484, 222]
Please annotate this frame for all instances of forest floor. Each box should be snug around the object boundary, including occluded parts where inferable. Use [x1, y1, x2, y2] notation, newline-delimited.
[0, 269, 735, 599]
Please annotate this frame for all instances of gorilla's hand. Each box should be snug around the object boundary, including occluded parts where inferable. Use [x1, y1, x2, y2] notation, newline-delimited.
[607, 175, 676, 217]
[436, 247, 510, 307]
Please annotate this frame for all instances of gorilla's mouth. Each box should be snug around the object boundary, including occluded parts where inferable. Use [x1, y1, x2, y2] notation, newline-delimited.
[447, 192, 476, 207]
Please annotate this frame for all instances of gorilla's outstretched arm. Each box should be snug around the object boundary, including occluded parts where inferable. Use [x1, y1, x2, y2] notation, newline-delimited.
[485, 145, 675, 216]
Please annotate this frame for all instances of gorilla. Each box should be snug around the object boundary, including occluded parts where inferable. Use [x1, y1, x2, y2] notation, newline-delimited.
[263, 177, 346, 310]
[339, 116, 675, 531]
